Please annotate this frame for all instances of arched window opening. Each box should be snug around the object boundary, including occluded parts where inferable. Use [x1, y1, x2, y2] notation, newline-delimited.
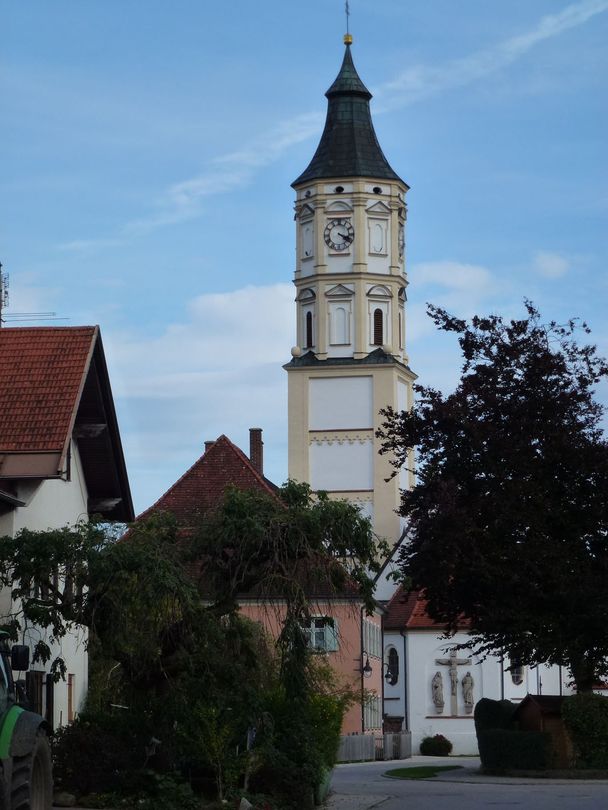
[398, 311, 403, 350]
[509, 656, 525, 686]
[373, 308, 383, 345]
[305, 311, 313, 349]
[387, 647, 399, 685]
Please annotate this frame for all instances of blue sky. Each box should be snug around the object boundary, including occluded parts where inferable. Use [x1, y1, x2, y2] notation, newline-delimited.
[3, 1, 607, 513]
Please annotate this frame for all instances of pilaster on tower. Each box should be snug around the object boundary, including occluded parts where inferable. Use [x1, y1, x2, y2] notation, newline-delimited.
[285, 40, 416, 548]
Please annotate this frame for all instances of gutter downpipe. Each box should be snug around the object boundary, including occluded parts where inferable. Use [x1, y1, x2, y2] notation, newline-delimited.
[360, 606, 365, 734]
[400, 629, 409, 731]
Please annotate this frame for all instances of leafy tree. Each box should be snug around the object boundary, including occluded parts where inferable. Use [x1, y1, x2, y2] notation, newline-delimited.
[0, 514, 201, 687]
[191, 480, 383, 619]
[1, 479, 379, 801]
[378, 302, 608, 691]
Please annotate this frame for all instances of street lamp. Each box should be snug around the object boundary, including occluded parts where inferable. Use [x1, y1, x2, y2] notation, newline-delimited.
[361, 651, 373, 678]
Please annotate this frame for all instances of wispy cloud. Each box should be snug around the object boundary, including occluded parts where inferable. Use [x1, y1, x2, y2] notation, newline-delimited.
[408, 260, 500, 340]
[122, 112, 324, 236]
[58, 237, 125, 253]
[59, 1, 607, 250]
[375, 0, 608, 110]
[532, 251, 571, 278]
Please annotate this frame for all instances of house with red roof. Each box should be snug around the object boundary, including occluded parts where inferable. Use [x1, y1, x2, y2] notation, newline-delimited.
[0, 326, 133, 728]
[136, 429, 385, 735]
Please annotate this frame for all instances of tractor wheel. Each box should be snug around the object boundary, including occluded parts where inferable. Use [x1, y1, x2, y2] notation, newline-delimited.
[10, 730, 52, 810]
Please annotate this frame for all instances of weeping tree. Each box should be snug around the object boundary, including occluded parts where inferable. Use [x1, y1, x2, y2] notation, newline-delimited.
[378, 302, 608, 691]
[1, 479, 381, 798]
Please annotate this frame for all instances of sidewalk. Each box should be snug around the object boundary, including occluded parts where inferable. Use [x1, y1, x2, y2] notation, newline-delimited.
[325, 796, 388, 810]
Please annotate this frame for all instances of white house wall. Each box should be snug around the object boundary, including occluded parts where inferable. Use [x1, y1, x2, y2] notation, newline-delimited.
[11, 444, 89, 532]
[387, 630, 572, 755]
[0, 439, 89, 729]
[383, 632, 407, 726]
[404, 631, 490, 755]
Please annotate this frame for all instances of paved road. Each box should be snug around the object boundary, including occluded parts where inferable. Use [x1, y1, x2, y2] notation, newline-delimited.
[327, 757, 608, 810]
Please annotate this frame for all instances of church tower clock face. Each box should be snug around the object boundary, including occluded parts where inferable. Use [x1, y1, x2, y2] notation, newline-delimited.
[324, 218, 354, 251]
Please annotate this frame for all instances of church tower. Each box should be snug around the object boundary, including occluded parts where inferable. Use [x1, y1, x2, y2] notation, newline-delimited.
[285, 37, 415, 544]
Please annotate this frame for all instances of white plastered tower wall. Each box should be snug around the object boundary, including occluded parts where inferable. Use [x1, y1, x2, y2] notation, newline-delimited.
[284, 40, 416, 546]
[0, 439, 89, 730]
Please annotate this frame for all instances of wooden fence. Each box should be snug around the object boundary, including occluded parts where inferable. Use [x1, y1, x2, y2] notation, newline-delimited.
[337, 731, 411, 763]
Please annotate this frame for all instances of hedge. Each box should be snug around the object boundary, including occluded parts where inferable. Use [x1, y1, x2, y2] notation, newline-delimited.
[562, 693, 608, 769]
[474, 697, 516, 735]
[477, 729, 551, 771]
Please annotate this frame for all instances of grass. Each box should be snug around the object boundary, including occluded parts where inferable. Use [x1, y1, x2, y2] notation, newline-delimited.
[384, 765, 464, 780]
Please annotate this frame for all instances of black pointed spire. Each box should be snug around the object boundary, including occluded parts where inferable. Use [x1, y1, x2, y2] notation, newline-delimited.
[292, 43, 404, 187]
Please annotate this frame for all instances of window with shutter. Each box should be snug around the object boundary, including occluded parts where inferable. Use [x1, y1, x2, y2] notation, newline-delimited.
[373, 308, 383, 345]
[305, 311, 313, 348]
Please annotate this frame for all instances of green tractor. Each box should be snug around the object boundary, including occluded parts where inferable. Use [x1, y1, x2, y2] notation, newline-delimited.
[0, 633, 52, 809]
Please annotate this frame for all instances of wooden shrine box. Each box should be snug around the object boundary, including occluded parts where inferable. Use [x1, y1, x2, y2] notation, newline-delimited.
[514, 695, 573, 768]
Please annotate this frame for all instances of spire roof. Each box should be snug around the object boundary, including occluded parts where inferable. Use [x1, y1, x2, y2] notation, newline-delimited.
[292, 44, 404, 187]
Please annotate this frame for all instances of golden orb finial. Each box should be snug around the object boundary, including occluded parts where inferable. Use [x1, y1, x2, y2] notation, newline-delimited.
[344, 33, 353, 45]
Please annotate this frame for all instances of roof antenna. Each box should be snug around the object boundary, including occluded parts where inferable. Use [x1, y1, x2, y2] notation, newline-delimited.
[0, 263, 7, 325]
[344, 1, 353, 44]
[0, 261, 67, 327]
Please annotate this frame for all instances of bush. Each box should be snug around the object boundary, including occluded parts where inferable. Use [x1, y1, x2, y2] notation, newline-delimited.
[562, 693, 608, 769]
[419, 734, 453, 756]
[474, 698, 516, 735]
[253, 682, 346, 802]
[52, 712, 146, 795]
[477, 729, 550, 771]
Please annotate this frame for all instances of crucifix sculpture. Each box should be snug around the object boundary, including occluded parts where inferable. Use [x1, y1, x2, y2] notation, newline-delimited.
[434, 650, 471, 715]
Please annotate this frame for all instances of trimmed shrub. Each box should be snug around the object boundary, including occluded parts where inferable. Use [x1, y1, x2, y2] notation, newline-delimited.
[562, 693, 608, 769]
[52, 711, 146, 795]
[474, 697, 516, 735]
[477, 729, 551, 771]
[420, 734, 453, 756]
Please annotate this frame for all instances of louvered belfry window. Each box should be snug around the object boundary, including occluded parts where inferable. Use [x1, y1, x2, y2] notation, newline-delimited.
[305, 311, 313, 348]
[373, 308, 383, 345]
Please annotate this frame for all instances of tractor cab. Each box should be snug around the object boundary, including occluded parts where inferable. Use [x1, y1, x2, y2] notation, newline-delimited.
[0, 632, 30, 710]
[0, 633, 53, 809]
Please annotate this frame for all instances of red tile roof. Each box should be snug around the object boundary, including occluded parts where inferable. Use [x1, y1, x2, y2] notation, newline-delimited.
[0, 325, 133, 520]
[137, 434, 279, 526]
[137, 436, 365, 602]
[384, 585, 470, 631]
[0, 326, 96, 453]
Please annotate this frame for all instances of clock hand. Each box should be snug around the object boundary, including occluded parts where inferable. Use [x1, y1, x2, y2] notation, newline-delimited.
[338, 233, 352, 241]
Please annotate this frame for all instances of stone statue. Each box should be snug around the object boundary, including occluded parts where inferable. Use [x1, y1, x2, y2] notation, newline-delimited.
[431, 671, 444, 713]
[462, 671, 474, 713]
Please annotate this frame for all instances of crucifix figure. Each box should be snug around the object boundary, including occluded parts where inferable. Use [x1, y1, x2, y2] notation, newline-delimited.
[434, 650, 471, 715]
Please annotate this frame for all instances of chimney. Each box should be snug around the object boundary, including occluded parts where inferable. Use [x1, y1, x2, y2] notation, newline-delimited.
[249, 428, 264, 475]
[204, 440, 215, 454]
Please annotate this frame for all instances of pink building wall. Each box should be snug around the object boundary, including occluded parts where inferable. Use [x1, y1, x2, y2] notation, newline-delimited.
[239, 599, 383, 735]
